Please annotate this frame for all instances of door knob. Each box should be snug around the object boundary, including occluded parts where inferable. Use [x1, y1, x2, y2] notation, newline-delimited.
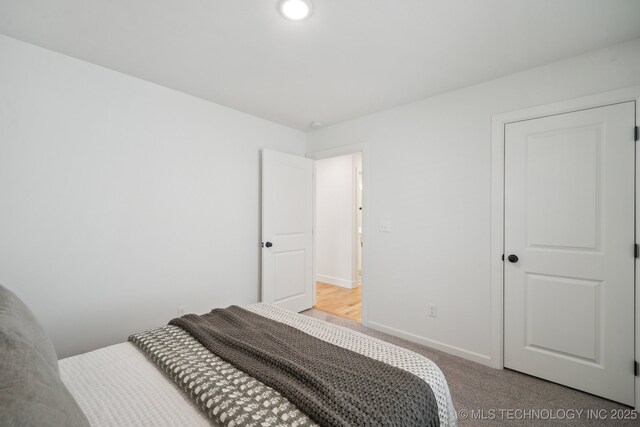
[265, 242, 273, 248]
[507, 254, 519, 263]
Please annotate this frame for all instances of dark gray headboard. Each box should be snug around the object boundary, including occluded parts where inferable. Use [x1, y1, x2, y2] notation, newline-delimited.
[0, 284, 90, 427]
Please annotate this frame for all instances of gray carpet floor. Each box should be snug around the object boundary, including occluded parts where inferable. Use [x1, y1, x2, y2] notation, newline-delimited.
[302, 308, 639, 426]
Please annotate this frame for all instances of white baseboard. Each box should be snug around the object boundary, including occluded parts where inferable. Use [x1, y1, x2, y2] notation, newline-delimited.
[367, 320, 494, 367]
[316, 275, 357, 289]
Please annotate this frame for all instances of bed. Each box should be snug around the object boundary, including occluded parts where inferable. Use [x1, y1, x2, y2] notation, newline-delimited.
[1, 284, 456, 426]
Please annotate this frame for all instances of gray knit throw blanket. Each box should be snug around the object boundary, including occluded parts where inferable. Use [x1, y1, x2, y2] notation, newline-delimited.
[169, 306, 439, 427]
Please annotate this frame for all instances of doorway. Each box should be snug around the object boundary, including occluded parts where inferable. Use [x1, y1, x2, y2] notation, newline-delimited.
[313, 152, 363, 322]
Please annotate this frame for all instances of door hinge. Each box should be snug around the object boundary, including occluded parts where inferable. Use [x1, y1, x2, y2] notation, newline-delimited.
[635, 361, 639, 377]
[635, 244, 639, 258]
[635, 126, 639, 142]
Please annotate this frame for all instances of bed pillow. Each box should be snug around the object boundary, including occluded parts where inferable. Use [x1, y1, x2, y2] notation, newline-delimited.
[0, 284, 90, 427]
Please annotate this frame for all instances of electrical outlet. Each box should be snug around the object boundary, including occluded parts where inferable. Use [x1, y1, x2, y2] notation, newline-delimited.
[379, 220, 391, 233]
[177, 305, 187, 316]
[428, 304, 437, 318]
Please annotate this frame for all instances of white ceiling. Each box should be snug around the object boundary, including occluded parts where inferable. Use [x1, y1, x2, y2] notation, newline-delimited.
[1, 0, 639, 130]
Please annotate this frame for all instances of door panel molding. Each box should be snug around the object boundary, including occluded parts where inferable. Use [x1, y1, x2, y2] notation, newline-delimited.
[490, 85, 640, 408]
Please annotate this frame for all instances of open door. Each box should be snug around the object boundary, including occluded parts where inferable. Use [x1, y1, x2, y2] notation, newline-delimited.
[261, 149, 313, 312]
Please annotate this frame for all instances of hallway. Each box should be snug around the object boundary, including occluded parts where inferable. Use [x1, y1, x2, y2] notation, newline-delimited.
[314, 281, 361, 323]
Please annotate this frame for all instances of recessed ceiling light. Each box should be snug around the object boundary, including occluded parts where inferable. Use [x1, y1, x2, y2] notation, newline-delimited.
[279, 0, 313, 21]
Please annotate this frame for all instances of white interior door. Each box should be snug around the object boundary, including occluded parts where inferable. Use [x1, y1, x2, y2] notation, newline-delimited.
[504, 102, 636, 406]
[261, 149, 313, 312]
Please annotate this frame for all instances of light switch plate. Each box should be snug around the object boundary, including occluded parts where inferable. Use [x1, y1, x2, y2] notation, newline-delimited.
[379, 220, 391, 232]
[428, 304, 437, 318]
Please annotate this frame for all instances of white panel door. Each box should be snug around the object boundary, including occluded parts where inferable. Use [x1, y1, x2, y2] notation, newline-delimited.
[504, 102, 636, 406]
[262, 149, 313, 312]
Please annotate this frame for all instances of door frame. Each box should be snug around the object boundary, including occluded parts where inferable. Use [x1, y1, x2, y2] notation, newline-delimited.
[308, 142, 370, 325]
[490, 85, 640, 408]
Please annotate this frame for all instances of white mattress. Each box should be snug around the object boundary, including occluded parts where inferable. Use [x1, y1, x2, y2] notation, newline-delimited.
[60, 342, 217, 427]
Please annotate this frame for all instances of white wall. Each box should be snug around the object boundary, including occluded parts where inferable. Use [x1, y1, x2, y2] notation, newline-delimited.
[315, 154, 357, 288]
[0, 35, 306, 358]
[306, 38, 640, 365]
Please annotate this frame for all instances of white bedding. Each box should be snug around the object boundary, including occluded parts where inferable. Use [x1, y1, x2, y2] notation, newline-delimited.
[60, 342, 218, 427]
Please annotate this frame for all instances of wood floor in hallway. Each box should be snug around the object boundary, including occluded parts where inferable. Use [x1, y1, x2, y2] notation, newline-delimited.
[314, 281, 361, 322]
